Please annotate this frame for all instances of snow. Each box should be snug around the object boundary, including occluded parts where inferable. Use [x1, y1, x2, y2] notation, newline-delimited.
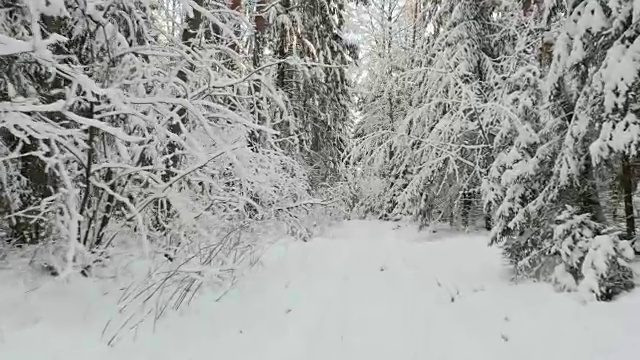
[0, 34, 32, 56]
[1, 220, 639, 360]
[0, 32, 67, 57]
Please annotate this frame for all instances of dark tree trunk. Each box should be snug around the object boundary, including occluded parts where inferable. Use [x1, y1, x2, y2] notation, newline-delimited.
[580, 155, 607, 224]
[461, 190, 472, 228]
[248, 0, 269, 151]
[411, 0, 419, 49]
[621, 156, 635, 240]
[154, 0, 207, 233]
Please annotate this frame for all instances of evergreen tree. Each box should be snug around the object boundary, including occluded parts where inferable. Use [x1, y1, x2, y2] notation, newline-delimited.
[353, 0, 502, 227]
[486, 0, 638, 300]
[262, 0, 358, 187]
[349, 0, 414, 218]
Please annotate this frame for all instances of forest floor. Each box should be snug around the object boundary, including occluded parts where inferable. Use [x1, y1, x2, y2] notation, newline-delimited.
[1, 220, 639, 360]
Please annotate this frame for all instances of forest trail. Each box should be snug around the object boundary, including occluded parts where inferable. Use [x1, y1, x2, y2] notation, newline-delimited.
[1, 220, 639, 360]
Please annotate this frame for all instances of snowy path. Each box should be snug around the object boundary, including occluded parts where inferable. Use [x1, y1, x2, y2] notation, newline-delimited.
[1, 220, 639, 359]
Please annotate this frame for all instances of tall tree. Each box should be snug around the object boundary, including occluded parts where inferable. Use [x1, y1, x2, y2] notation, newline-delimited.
[263, 0, 358, 187]
[355, 0, 501, 227]
[349, 0, 414, 218]
[486, 0, 637, 300]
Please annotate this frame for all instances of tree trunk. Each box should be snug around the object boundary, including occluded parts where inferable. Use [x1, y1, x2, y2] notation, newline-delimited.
[580, 155, 607, 224]
[167, 0, 206, 176]
[248, 0, 269, 151]
[621, 156, 635, 240]
[411, 0, 419, 49]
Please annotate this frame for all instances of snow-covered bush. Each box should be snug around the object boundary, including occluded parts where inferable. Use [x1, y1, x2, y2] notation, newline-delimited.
[550, 206, 635, 300]
[578, 235, 635, 301]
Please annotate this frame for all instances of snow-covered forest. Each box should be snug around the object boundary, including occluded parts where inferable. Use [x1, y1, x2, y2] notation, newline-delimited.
[351, 0, 640, 298]
[1, 0, 640, 358]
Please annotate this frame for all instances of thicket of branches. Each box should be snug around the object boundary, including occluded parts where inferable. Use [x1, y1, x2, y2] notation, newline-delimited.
[0, 0, 359, 330]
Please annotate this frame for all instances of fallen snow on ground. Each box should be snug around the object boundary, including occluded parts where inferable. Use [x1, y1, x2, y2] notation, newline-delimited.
[1, 220, 639, 360]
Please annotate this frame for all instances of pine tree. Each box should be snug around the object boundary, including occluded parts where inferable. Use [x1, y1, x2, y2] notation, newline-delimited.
[388, 0, 499, 228]
[263, 0, 358, 187]
[486, 0, 637, 300]
[483, 0, 549, 269]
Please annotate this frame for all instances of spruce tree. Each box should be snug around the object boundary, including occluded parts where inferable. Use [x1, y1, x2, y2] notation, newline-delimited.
[390, 0, 499, 227]
[486, 0, 638, 300]
[264, 0, 358, 187]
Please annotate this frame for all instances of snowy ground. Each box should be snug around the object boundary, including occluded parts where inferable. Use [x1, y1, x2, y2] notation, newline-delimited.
[1, 220, 639, 360]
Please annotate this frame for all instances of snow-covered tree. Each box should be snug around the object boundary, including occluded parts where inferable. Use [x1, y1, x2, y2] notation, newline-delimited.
[486, 0, 637, 299]
[483, 0, 550, 269]
[349, 0, 415, 218]
[352, 0, 503, 227]
[259, 0, 359, 188]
